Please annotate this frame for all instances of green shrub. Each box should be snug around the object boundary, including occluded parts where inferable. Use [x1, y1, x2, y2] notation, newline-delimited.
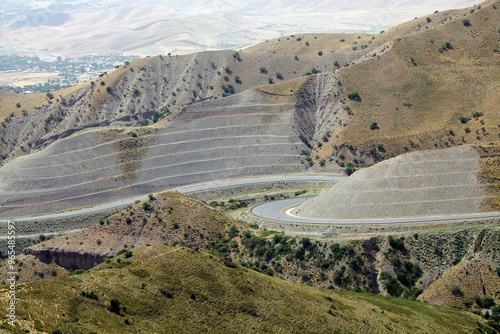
[107, 298, 121, 315]
[369, 122, 378, 130]
[462, 19, 471, 26]
[388, 236, 405, 250]
[259, 67, 267, 74]
[385, 278, 404, 297]
[295, 190, 307, 196]
[390, 255, 401, 267]
[81, 291, 99, 301]
[333, 266, 347, 286]
[347, 92, 361, 100]
[160, 288, 173, 298]
[403, 287, 423, 300]
[276, 72, 283, 80]
[299, 134, 311, 148]
[482, 297, 495, 308]
[472, 111, 484, 119]
[228, 225, 239, 238]
[396, 261, 421, 287]
[450, 285, 462, 296]
[318, 51, 323, 56]
[268, 78, 274, 84]
[117, 249, 128, 256]
[345, 162, 355, 175]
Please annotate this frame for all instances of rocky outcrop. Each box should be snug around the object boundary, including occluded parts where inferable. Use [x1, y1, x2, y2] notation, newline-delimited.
[24, 246, 109, 270]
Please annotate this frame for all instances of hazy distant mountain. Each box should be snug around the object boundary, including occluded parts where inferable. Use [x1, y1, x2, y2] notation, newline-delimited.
[0, 0, 479, 57]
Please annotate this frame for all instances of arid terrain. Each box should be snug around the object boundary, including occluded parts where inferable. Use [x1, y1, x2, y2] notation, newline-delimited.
[1, 1, 500, 333]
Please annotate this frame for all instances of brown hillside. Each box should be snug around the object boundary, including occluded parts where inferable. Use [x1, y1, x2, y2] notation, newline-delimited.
[0, 254, 68, 285]
[0, 82, 88, 121]
[418, 260, 500, 308]
[0, 48, 349, 163]
[244, 32, 375, 55]
[22, 192, 231, 270]
[336, 1, 500, 157]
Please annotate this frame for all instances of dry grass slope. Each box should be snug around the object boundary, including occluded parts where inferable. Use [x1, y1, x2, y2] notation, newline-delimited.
[23, 192, 230, 268]
[0, 244, 488, 334]
[418, 260, 500, 308]
[336, 1, 500, 156]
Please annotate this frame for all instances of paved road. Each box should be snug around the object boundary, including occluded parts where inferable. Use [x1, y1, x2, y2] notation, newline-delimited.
[0, 174, 343, 222]
[251, 197, 500, 225]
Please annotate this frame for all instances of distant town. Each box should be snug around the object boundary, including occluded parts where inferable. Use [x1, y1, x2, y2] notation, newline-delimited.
[0, 54, 139, 93]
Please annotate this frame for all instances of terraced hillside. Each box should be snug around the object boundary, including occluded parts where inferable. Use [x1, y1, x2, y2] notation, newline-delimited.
[293, 145, 488, 220]
[2, 1, 500, 219]
[0, 89, 311, 217]
[0, 44, 381, 164]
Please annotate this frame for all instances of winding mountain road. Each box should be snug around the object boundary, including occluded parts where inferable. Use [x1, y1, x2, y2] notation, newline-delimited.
[0, 174, 343, 222]
[251, 197, 500, 225]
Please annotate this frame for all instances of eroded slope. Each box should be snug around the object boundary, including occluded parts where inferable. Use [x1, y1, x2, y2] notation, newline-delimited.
[0, 89, 308, 217]
[293, 145, 487, 220]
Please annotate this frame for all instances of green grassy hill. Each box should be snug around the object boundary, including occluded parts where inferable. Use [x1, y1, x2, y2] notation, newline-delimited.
[0, 244, 490, 334]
